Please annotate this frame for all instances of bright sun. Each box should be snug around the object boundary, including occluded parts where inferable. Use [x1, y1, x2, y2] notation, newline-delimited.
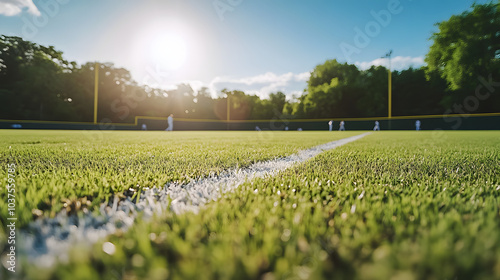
[150, 33, 188, 71]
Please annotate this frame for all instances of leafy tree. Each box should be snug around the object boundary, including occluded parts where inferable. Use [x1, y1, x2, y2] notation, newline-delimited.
[0, 36, 73, 120]
[308, 59, 360, 88]
[223, 89, 253, 120]
[268, 91, 287, 116]
[5, 29, 490, 124]
[392, 67, 447, 116]
[305, 60, 359, 118]
[191, 87, 217, 119]
[297, 61, 450, 118]
[357, 66, 389, 117]
[425, 2, 500, 91]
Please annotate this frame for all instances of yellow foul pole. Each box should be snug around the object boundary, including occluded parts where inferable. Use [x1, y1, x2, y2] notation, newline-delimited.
[94, 62, 99, 124]
[226, 95, 230, 130]
[388, 65, 392, 119]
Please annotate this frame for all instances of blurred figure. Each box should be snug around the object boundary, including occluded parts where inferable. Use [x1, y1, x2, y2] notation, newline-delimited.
[297, 128, 303, 131]
[141, 123, 147, 131]
[328, 120, 333, 131]
[166, 114, 174, 131]
[373, 121, 380, 131]
[415, 120, 421, 131]
[285, 126, 289, 131]
[255, 126, 261, 131]
[339, 120, 345, 131]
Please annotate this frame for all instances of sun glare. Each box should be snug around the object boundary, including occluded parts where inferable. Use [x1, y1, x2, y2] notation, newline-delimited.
[149, 33, 188, 71]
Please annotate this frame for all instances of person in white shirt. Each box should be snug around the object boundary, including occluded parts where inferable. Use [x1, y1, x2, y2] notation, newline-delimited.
[373, 121, 380, 131]
[166, 114, 174, 131]
[415, 120, 421, 131]
[328, 120, 333, 131]
[339, 120, 345, 131]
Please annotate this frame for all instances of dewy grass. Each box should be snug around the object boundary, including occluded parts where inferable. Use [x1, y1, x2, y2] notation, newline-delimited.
[0, 130, 361, 229]
[8, 131, 500, 280]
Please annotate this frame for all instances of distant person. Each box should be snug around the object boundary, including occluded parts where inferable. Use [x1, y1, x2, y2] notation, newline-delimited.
[166, 114, 174, 131]
[141, 123, 147, 131]
[285, 126, 289, 131]
[339, 120, 345, 131]
[328, 120, 333, 131]
[11, 124, 22, 129]
[255, 126, 261, 131]
[373, 121, 380, 131]
[415, 120, 421, 131]
[297, 128, 303, 131]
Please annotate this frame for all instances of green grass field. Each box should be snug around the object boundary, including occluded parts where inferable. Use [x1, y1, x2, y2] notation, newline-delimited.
[1, 130, 500, 280]
[0, 130, 361, 228]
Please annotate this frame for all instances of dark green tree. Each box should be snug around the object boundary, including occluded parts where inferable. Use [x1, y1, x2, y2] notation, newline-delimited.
[357, 66, 389, 117]
[268, 91, 287, 116]
[425, 2, 500, 91]
[304, 59, 364, 118]
[392, 67, 447, 116]
[0, 36, 74, 120]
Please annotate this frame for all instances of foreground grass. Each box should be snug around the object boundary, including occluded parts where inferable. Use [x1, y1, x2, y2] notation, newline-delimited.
[20, 131, 500, 280]
[0, 130, 359, 232]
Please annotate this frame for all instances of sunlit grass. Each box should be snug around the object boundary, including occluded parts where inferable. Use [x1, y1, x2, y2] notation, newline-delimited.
[0, 130, 360, 228]
[2, 131, 500, 279]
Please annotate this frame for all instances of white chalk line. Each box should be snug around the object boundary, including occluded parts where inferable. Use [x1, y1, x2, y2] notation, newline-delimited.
[18, 132, 371, 268]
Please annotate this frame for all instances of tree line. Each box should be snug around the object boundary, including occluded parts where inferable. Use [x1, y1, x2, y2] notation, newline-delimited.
[0, 35, 290, 123]
[0, 2, 498, 123]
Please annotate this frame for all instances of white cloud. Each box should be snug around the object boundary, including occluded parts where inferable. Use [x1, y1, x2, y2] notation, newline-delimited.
[355, 56, 425, 71]
[137, 71, 310, 100]
[0, 0, 40, 16]
[295, 71, 311, 81]
[208, 71, 311, 99]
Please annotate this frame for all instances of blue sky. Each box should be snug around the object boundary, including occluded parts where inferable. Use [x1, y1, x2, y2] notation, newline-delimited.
[0, 0, 492, 99]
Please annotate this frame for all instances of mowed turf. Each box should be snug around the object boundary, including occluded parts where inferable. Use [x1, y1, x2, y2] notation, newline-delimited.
[0, 130, 361, 229]
[2, 130, 500, 280]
